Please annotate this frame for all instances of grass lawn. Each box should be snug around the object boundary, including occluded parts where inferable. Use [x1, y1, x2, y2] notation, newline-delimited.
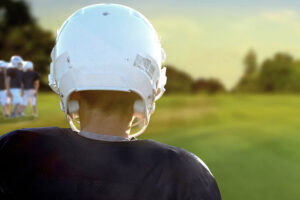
[1, 93, 300, 200]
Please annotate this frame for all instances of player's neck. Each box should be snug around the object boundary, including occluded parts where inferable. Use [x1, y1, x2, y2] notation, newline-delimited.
[79, 110, 130, 139]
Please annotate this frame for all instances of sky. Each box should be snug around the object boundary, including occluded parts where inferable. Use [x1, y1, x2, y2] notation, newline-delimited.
[27, 0, 300, 89]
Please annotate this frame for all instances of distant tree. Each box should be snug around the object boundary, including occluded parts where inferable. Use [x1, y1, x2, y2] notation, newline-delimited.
[259, 53, 293, 92]
[244, 49, 257, 75]
[0, 0, 34, 29]
[192, 78, 225, 94]
[289, 60, 300, 91]
[0, 0, 55, 90]
[234, 49, 259, 92]
[164, 65, 194, 94]
[234, 52, 300, 93]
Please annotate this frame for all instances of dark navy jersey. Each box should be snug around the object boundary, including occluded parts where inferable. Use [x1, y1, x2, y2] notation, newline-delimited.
[23, 71, 40, 90]
[7, 68, 23, 88]
[0, 69, 5, 90]
[0, 127, 221, 200]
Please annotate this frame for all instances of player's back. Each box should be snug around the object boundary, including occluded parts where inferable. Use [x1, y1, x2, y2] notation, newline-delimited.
[7, 68, 23, 88]
[0, 127, 221, 200]
[23, 71, 39, 90]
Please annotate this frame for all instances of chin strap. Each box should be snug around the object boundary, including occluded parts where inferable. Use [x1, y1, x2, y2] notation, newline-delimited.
[68, 115, 80, 132]
[67, 100, 80, 132]
[127, 99, 149, 139]
[128, 118, 149, 139]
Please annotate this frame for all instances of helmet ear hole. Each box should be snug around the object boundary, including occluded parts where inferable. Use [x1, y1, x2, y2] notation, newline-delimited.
[133, 99, 145, 118]
[68, 100, 80, 114]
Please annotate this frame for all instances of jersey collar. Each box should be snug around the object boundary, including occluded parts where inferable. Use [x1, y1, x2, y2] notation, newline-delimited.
[78, 131, 135, 142]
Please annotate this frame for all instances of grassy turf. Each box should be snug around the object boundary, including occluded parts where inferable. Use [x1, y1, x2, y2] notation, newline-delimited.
[1, 93, 300, 200]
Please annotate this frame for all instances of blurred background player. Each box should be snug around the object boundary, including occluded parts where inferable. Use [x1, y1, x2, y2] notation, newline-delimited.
[0, 61, 10, 117]
[6, 55, 24, 117]
[21, 61, 40, 117]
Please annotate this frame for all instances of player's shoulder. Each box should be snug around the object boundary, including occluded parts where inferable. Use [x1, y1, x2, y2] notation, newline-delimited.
[31, 70, 40, 76]
[0, 127, 71, 148]
[1, 127, 69, 137]
[142, 139, 213, 175]
[6, 68, 13, 73]
[143, 140, 221, 198]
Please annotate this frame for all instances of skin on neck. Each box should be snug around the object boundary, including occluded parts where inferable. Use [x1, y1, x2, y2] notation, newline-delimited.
[79, 107, 132, 139]
[72, 92, 135, 139]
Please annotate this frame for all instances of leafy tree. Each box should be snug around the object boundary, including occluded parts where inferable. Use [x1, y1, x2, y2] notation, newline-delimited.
[244, 49, 257, 75]
[192, 78, 225, 94]
[234, 49, 259, 92]
[164, 65, 194, 94]
[288, 61, 300, 92]
[0, 0, 34, 28]
[234, 51, 300, 93]
[164, 65, 225, 94]
[259, 53, 293, 92]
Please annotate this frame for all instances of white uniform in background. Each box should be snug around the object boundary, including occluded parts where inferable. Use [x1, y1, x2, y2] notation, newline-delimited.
[21, 61, 39, 117]
[7, 56, 24, 117]
[22, 89, 37, 107]
[0, 61, 9, 117]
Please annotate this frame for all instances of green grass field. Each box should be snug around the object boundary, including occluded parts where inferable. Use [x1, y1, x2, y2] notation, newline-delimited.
[1, 93, 300, 200]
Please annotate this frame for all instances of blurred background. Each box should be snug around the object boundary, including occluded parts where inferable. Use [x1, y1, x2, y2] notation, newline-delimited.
[1, 0, 300, 199]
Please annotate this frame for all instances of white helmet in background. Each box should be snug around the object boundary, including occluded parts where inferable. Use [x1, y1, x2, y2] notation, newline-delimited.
[49, 4, 167, 138]
[10, 55, 24, 69]
[23, 61, 34, 71]
[0, 60, 8, 68]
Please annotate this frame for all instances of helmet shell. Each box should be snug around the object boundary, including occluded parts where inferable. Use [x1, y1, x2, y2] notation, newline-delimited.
[0, 60, 8, 68]
[10, 55, 24, 68]
[23, 61, 34, 71]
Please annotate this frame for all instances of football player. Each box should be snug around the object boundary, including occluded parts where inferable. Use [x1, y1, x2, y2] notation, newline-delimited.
[0, 60, 9, 117]
[21, 61, 40, 117]
[0, 4, 221, 199]
[6, 55, 24, 117]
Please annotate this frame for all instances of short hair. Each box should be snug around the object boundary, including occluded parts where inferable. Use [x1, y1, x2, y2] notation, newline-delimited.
[79, 90, 140, 117]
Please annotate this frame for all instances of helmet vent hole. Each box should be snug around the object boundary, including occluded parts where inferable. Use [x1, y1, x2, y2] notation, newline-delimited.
[102, 12, 109, 16]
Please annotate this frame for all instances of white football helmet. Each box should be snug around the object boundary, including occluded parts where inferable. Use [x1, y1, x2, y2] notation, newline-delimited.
[23, 61, 34, 71]
[10, 55, 24, 69]
[0, 60, 8, 68]
[49, 4, 167, 138]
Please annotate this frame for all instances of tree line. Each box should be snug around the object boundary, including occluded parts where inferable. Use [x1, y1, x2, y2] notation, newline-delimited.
[164, 65, 225, 94]
[234, 50, 300, 93]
